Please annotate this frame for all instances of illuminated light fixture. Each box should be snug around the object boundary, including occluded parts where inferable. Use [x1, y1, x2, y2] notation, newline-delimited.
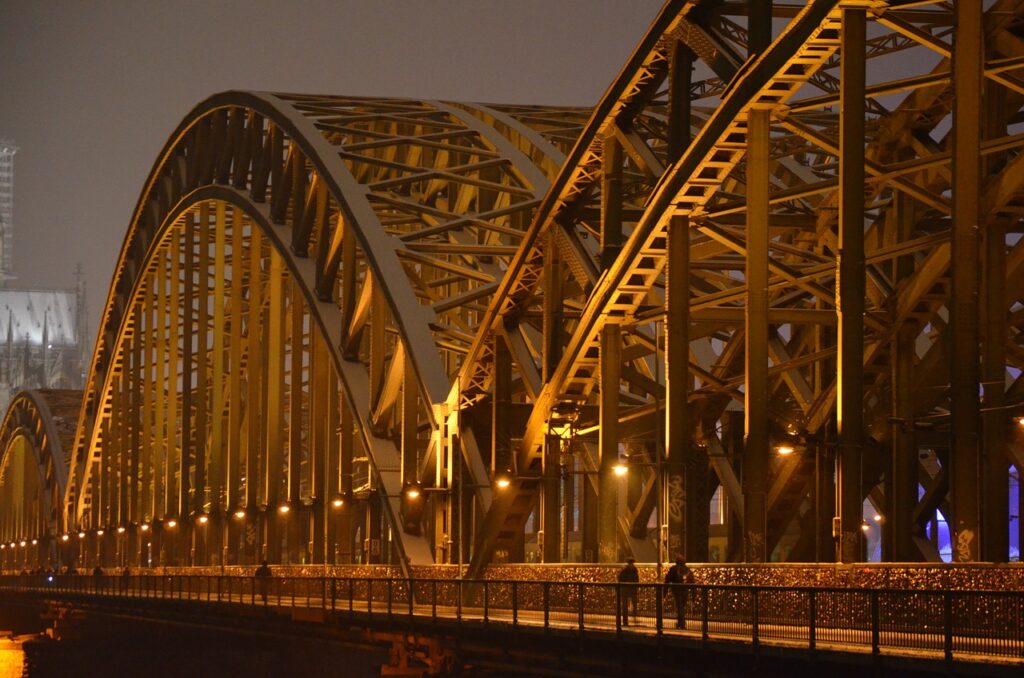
[860, 521, 871, 532]
[19, 540, 26, 547]
[277, 503, 290, 515]
[96, 529, 104, 537]
[775, 445, 796, 457]
[612, 462, 629, 477]
[494, 470, 512, 490]
[872, 514, 883, 523]
[404, 486, 421, 500]
[140, 523, 150, 532]
[196, 514, 209, 525]
[77, 532, 86, 539]
[233, 509, 246, 520]
[61, 534, 70, 542]
[1016, 416, 1024, 427]
[31, 539, 37, 545]
[117, 526, 126, 534]
[166, 519, 177, 528]
[0, 545, 5, 550]
[331, 496, 345, 509]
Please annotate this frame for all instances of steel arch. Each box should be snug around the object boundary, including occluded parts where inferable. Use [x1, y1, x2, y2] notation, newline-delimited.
[465, 0, 1024, 572]
[0, 389, 79, 567]
[63, 92, 585, 570]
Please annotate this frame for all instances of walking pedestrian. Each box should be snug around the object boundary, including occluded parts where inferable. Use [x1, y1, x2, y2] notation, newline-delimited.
[617, 557, 640, 627]
[254, 560, 272, 604]
[663, 555, 694, 629]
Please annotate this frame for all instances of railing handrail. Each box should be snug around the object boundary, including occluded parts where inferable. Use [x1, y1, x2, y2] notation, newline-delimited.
[1, 572, 1020, 665]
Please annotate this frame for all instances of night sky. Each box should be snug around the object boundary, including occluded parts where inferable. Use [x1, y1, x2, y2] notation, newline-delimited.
[0, 0, 663, 348]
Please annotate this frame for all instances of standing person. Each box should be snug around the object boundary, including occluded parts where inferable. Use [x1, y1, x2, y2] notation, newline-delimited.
[663, 555, 694, 629]
[254, 560, 272, 604]
[617, 557, 640, 627]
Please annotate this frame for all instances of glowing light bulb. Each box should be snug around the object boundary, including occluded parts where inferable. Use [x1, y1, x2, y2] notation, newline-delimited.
[612, 463, 629, 477]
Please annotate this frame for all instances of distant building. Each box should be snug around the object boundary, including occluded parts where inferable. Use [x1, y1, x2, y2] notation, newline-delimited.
[0, 140, 15, 283]
[0, 140, 87, 415]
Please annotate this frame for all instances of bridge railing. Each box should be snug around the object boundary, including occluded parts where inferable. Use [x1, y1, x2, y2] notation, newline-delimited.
[1, 574, 1020, 662]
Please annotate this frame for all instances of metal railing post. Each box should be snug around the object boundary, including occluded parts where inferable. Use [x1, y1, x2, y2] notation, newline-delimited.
[432, 579, 437, 622]
[408, 578, 414, 623]
[870, 589, 880, 656]
[331, 577, 337, 612]
[808, 589, 816, 652]
[577, 583, 584, 635]
[701, 586, 709, 643]
[483, 580, 489, 625]
[543, 582, 550, 631]
[943, 590, 953, 662]
[752, 588, 759, 651]
[456, 579, 462, 623]
[513, 581, 518, 627]
[655, 583, 663, 639]
[387, 578, 394, 621]
[615, 584, 621, 634]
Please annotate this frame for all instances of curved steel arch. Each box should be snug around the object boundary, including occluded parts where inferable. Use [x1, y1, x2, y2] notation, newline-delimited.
[466, 0, 1024, 572]
[0, 389, 80, 568]
[64, 91, 586, 569]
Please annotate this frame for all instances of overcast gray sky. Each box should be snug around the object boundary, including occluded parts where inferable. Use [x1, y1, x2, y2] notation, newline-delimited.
[0, 0, 664, 348]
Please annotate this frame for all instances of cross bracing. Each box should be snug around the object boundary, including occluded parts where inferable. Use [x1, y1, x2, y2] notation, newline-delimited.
[0, 0, 1022, 573]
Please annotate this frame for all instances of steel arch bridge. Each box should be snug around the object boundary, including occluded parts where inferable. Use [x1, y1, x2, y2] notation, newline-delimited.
[0, 0, 1022, 575]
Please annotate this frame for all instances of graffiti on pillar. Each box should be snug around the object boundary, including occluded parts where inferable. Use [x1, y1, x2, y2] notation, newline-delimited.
[842, 530, 859, 562]
[745, 531, 765, 562]
[955, 528, 975, 562]
[667, 473, 684, 523]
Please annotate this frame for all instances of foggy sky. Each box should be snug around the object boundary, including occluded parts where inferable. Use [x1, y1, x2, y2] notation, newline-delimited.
[0, 0, 663, 350]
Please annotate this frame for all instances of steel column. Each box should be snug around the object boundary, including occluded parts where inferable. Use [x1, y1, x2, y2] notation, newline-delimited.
[744, 107, 770, 563]
[598, 321, 621, 563]
[951, 0, 983, 562]
[666, 214, 695, 560]
[837, 5, 866, 564]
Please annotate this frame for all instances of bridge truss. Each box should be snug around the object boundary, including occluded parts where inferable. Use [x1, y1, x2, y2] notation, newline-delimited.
[0, 0, 1022, 573]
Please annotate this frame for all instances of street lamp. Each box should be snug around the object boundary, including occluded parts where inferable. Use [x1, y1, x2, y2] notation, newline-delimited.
[404, 482, 422, 500]
[775, 444, 795, 456]
[165, 519, 178, 529]
[196, 514, 209, 525]
[277, 503, 290, 516]
[612, 462, 629, 477]
[494, 469, 513, 489]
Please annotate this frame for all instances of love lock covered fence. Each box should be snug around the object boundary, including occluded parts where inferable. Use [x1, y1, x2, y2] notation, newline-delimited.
[1, 574, 1021, 665]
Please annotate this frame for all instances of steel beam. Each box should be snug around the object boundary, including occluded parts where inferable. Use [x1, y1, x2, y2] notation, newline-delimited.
[744, 107, 771, 563]
[951, 0, 983, 562]
[837, 5, 866, 564]
[599, 321, 621, 563]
